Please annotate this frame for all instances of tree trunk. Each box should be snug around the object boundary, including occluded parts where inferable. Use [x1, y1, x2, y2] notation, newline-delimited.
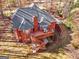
[0, 0, 4, 19]
[62, 0, 74, 18]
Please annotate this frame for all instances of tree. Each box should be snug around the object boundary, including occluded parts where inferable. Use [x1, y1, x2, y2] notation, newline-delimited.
[0, 0, 4, 19]
[62, 0, 74, 18]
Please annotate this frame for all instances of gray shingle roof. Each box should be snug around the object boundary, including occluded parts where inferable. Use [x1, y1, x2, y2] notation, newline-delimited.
[12, 4, 56, 30]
